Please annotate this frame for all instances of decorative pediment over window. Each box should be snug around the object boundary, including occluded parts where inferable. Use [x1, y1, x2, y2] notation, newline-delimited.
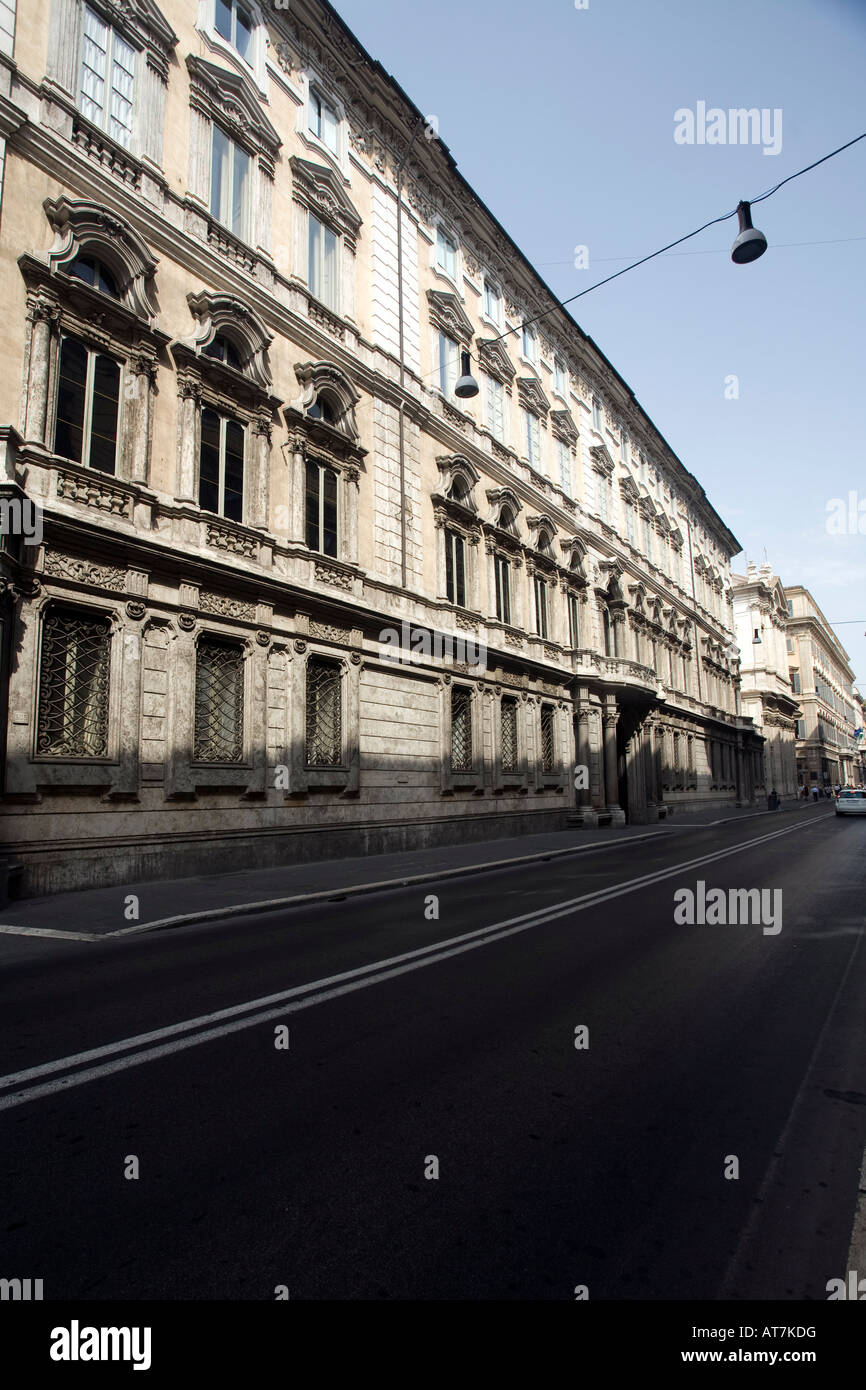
[434, 455, 480, 519]
[629, 582, 647, 612]
[655, 510, 674, 536]
[187, 56, 281, 176]
[619, 474, 640, 501]
[427, 290, 474, 348]
[476, 336, 515, 384]
[638, 493, 658, 521]
[648, 595, 665, 624]
[526, 513, 558, 553]
[550, 409, 578, 446]
[290, 156, 362, 249]
[293, 361, 361, 442]
[560, 536, 587, 583]
[485, 487, 522, 534]
[590, 442, 615, 475]
[40, 197, 159, 322]
[669, 526, 684, 549]
[178, 291, 274, 390]
[517, 377, 550, 419]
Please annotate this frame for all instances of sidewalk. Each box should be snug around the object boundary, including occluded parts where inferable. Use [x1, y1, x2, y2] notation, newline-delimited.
[0, 798, 827, 939]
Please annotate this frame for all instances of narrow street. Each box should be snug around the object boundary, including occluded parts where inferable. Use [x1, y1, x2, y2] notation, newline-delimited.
[2, 808, 864, 1300]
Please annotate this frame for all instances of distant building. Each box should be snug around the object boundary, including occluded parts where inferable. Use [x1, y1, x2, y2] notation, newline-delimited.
[784, 586, 858, 789]
[731, 562, 799, 798]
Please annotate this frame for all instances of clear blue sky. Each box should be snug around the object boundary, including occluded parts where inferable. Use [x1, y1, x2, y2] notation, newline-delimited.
[334, 0, 866, 687]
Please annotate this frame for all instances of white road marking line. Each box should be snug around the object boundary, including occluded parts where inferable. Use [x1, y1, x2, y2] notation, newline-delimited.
[0, 925, 100, 941]
[0, 814, 827, 1113]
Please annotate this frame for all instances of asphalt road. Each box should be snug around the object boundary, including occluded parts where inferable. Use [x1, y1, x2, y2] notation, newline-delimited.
[1, 807, 864, 1301]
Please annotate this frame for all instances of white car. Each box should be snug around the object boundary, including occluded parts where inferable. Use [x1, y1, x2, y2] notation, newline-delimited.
[835, 789, 866, 816]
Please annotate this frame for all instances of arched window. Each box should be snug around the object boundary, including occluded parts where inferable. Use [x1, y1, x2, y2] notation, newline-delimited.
[67, 254, 120, 299]
[203, 334, 244, 369]
[307, 393, 338, 426]
[499, 505, 516, 533]
[538, 530, 553, 556]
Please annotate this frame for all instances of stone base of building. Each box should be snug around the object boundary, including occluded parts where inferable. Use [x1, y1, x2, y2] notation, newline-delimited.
[4, 808, 575, 901]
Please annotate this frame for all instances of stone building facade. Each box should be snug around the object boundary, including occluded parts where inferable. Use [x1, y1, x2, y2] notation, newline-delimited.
[783, 585, 858, 790]
[0, 0, 761, 897]
[731, 562, 800, 799]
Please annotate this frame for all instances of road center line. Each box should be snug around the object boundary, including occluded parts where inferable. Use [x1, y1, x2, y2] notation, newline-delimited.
[0, 813, 831, 1113]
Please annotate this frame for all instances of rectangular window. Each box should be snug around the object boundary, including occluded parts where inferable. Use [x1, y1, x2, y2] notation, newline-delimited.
[445, 527, 466, 607]
[554, 359, 567, 396]
[494, 553, 511, 623]
[80, 6, 135, 148]
[211, 126, 250, 240]
[199, 406, 245, 523]
[438, 331, 459, 399]
[54, 336, 120, 475]
[540, 704, 555, 773]
[568, 593, 581, 649]
[451, 685, 472, 771]
[215, 0, 253, 62]
[534, 576, 548, 638]
[786, 598, 794, 617]
[308, 213, 338, 311]
[796, 719, 806, 740]
[483, 280, 501, 323]
[522, 325, 537, 363]
[620, 431, 629, 465]
[309, 89, 339, 154]
[625, 503, 636, 547]
[305, 459, 339, 558]
[556, 439, 571, 494]
[786, 637, 794, 653]
[500, 696, 518, 772]
[524, 409, 541, 467]
[642, 516, 653, 563]
[37, 608, 111, 758]
[592, 397, 602, 431]
[486, 374, 505, 441]
[306, 658, 342, 767]
[194, 638, 244, 762]
[436, 227, 456, 277]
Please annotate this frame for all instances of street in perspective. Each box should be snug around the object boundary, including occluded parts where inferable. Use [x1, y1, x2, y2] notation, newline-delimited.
[0, 0, 865, 1364]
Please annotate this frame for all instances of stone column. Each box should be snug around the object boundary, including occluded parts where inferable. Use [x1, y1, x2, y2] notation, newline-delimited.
[107, 605, 145, 800]
[165, 619, 197, 799]
[344, 465, 360, 567]
[280, 431, 307, 546]
[244, 635, 269, 798]
[249, 410, 272, 531]
[602, 698, 624, 823]
[175, 373, 201, 504]
[23, 293, 60, 447]
[126, 350, 158, 485]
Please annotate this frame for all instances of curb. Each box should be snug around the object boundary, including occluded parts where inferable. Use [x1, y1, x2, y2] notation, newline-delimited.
[3, 829, 670, 941]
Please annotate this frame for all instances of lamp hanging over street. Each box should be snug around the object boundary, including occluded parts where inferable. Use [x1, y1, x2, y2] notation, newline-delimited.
[454, 350, 479, 399]
[731, 200, 768, 264]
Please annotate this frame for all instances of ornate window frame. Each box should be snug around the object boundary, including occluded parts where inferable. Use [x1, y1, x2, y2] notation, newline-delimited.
[290, 156, 362, 325]
[433, 456, 482, 611]
[186, 54, 281, 260]
[171, 291, 281, 533]
[281, 361, 366, 567]
[195, 0, 269, 95]
[18, 199, 167, 489]
[45, 0, 177, 171]
[440, 675, 482, 793]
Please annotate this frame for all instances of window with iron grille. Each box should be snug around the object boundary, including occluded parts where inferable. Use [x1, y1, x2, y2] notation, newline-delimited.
[305, 459, 339, 557]
[494, 553, 511, 623]
[445, 527, 466, 607]
[451, 685, 472, 771]
[501, 696, 519, 772]
[194, 638, 244, 762]
[534, 576, 548, 638]
[540, 704, 555, 773]
[306, 658, 342, 767]
[37, 607, 111, 757]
